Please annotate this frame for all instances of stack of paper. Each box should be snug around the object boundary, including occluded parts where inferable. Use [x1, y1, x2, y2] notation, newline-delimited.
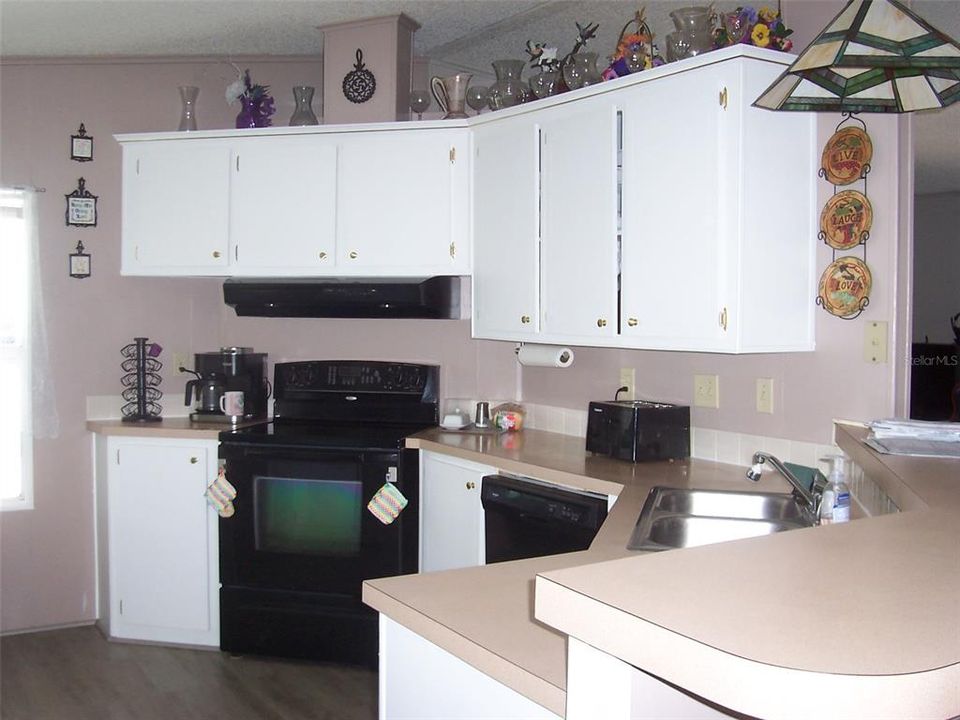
[866, 419, 960, 459]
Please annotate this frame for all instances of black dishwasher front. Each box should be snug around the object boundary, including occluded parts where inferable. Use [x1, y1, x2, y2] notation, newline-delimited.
[481, 474, 609, 564]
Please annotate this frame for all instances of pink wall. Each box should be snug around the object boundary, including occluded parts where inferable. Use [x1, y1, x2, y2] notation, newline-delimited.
[0, 56, 325, 633]
[0, 55, 515, 633]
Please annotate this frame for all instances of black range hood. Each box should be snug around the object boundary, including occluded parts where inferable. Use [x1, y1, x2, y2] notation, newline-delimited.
[223, 277, 461, 319]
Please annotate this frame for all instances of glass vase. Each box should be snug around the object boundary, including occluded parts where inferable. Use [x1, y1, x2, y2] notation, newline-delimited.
[288, 86, 319, 126]
[486, 59, 526, 111]
[562, 52, 602, 91]
[529, 68, 560, 100]
[177, 86, 199, 131]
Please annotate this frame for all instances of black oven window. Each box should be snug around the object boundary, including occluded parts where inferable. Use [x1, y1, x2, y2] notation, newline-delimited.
[254, 476, 362, 557]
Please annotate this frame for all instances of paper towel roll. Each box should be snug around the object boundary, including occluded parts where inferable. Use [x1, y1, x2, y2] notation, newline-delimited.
[516, 344, 574, 368]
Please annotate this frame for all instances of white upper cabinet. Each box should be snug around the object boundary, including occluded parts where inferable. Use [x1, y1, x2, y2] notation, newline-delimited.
[230, 136, 338, 273]
[337, 129, 469, 274]
[539, 95, 619, 343]
[620, 56, 816, 352]
[118, 125, 471, 278]
[472, 115, 541, 340]
[471, 47, 815, 354]
[121, 140, 231, 275]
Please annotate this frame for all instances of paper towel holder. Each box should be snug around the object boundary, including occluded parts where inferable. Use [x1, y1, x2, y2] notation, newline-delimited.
[514, 342, 574, 368]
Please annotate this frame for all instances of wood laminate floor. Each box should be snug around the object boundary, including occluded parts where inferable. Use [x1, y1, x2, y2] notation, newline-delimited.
[0, 626, 377, 720]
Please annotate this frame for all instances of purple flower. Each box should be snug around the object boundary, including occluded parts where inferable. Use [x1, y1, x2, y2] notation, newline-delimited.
[742, 6, 759, 24]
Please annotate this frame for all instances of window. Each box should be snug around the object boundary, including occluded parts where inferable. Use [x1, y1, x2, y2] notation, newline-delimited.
[1, 188, 33, 509]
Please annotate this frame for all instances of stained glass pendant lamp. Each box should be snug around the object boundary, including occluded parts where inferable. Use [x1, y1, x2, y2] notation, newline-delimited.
[755, 0, 960, 113]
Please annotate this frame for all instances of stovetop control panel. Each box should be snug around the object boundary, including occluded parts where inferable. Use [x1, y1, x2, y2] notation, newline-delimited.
[276, 360, 436, 396]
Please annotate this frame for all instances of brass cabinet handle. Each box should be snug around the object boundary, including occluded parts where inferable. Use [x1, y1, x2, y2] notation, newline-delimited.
[466, 481, 476, 490]
[212, 251, 222, 259]
[318, 251, 327, 260]
[627, 317, 638, 327]
[597, 318, 607, 328]
[349, 251, 358, 260]
[719, 307, 728, 331]
[189, 457, 198, 464]
[719, 87, 728, 109]
[521, 315, 531, 324]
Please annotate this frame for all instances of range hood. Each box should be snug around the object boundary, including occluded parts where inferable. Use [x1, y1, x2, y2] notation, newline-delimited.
[223, 277, 462, 319]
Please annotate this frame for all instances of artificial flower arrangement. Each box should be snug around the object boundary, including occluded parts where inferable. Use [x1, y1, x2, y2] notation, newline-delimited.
[603, 8, 666, 80]
[226, 67, 276, 129]
[713, 6, 794, 52]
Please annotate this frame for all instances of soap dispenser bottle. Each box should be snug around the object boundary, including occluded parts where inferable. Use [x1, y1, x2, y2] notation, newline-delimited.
[820, 455, 851, 524]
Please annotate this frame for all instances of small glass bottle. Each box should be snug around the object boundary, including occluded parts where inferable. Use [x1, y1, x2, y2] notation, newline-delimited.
[177, 86, 199, 131]
[289, 86, 319, 126]
[820, 455, 851, 524]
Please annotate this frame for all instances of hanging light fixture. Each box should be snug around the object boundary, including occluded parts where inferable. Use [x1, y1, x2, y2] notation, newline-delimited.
[755, 0, 960, 113]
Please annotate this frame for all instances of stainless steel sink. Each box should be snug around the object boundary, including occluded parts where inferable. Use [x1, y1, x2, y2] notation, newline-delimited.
[628, 487, 815, 552]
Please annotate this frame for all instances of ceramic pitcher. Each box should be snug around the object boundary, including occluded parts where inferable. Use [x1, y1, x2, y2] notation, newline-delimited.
[430, 73, 472, 119]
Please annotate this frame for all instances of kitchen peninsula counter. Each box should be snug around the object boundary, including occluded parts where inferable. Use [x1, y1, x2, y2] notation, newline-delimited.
[364, 425, 960, 719]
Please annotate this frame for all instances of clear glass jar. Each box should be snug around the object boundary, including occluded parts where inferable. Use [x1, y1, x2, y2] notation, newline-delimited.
[562, 52, 602, 91]
[288, 86, 319, 126]
[486, 59, 526, 110]
[529, 68, 560, 99]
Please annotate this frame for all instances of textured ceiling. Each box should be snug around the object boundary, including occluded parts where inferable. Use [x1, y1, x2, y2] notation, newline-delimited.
[0, 0, 957, 193]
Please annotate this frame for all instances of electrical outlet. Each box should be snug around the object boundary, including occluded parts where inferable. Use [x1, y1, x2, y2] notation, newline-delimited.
[173, 352, 189, 373]
[619, 367, 636, 401]
[864, 321, 888, 364]
[756, 378, 774, 414]
[693, 374, 719, 409]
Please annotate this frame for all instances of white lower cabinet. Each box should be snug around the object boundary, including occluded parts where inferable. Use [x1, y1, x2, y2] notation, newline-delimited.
[96, 435, 220, 647]
[379, 615, 561, 720]
[419, 451, 493, 572]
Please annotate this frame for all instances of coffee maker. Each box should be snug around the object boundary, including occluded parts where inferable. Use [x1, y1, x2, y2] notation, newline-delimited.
[182, 347, 269, 423]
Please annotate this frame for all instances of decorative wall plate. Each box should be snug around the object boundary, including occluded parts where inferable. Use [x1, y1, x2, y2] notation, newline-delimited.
[821, 126, 872, 185]
[342, 49, 376, 104]
[820, 190, 873, 250]
[818, 256, 872, 318]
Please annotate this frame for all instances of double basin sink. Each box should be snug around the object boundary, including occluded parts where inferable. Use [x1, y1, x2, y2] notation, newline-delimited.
[628, 486, 815, 552]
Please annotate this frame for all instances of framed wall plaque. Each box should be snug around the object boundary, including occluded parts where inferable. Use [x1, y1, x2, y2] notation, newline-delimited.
[65, 177, 98, 227]
[69, 240, 91, 278]
[71, 123, 93, 162]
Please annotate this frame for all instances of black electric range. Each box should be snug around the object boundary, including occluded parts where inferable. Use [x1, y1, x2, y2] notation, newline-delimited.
[217, 360, 439, 666]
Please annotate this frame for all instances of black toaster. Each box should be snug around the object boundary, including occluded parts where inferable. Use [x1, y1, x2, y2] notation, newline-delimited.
[586, 400, 690, 463]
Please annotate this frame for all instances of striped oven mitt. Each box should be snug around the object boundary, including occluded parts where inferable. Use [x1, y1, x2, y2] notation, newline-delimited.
[367, 482, 408, 525]
[205, 465, 237, 518]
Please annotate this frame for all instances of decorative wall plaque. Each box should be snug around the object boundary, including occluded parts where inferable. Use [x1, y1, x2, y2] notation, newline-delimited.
[821, 126, 872, 185]
[342, 49, 376, 104]
[820, 190, 872, 250]
[65, 177, 98, 227]
[70, 123, 93, 162]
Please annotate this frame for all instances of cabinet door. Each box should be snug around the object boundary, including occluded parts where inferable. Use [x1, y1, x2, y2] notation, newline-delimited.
[231, 137, 337, 273]
[620, 64, 734, 351]
[540, 97, 619, 341]
[337, 129, 468, 274]
[420, 452, 491, 573]
[108, 439, 219, 646]
[121, 141, 231, 275]
[472, 117, 541, 340]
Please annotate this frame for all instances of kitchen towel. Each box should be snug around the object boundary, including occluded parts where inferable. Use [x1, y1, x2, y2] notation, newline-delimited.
[367, 482, 408, 525]
[205, 466, 237, 518]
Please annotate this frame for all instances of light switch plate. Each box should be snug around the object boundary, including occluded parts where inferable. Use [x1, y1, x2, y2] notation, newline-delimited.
[693, 374, 719, 409]
[619, 367, 636, 401]
[864, 321, 888, 364]
[756, 378, 774, 414]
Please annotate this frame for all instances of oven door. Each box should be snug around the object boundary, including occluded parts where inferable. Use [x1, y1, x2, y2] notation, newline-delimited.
[219, 443, 418, 599]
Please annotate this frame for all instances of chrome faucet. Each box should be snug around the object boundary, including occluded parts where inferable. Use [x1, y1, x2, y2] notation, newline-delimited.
[746, 451, 822, 520]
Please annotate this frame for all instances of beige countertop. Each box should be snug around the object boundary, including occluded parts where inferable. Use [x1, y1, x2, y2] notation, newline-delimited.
[364, 425, 960, 719]
[87, 416, 264, 439]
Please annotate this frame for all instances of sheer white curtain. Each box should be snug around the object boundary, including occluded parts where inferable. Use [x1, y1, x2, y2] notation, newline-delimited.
[25, 190, 59, 440]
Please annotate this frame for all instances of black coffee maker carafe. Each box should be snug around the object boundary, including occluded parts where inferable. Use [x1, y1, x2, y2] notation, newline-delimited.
[181, 347, 269, 423]
[183, 369, 226, 418]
